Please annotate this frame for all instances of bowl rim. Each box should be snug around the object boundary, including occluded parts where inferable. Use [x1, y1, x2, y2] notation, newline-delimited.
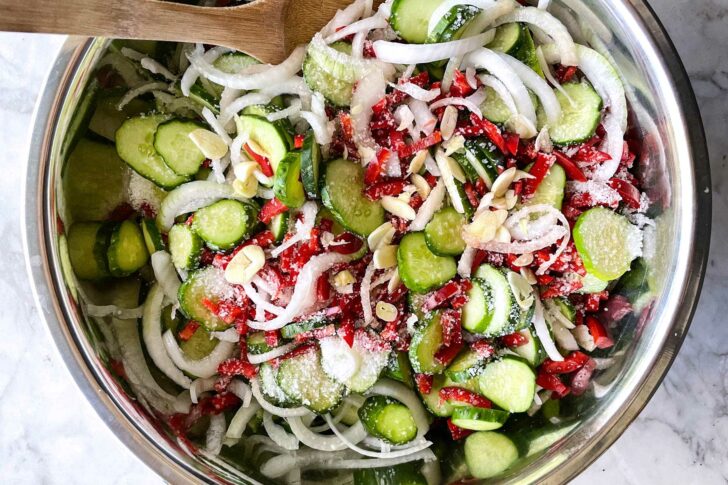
[22, 1, 711, 482]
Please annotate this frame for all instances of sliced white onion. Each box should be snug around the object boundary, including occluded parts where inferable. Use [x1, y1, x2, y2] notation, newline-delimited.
[140, 57, 178, 81]
[498, 53, 561, 126]
[493, 7, 578, 66]
[458, 247, 477, 278]
[394, 82, 442, 102]
[360, 261, 376, 324]
[85, 304, 144, 319]
[251, 379, 311, 417]
[532, 298, 564, 361]
[242, 283, 285, 316]
[597, 114, 626, 182]
[267, 99, 302, 122]
[157, 181, 247, 232]
[188, 45, 306, 90]
[435, 149, 465, 214]
[373, 32, 490, 65]
[150, 251, 181, 302]
[247, 342, 298, 365]
[478, 73, 518, 119]
[142, 285, 193, 389]
[309, 33, 395, 84]
[219, 92, 273, 126]
[228, 379, 253, 408]
[409, 179, 445, 231]
[226, 400, 261, 440]
[460, 0, 518, 38]
[536, 46, 574, 107]
[117, 82, 169, 110]
[429, 96, 483, 119]
[300, 110, 333, 146]
[442, 56, 463, 93]
[180, 45, 227, 96]
[325, 414, 432, 458]
[408, 99, 437, 137]
[206, 413, 226, 455]
[288, 417, 367, 452]
[325, 14, 389, 43]
[162, 330, 235, 378]
[200, 107, 232, 146]
[323, 0, 370, 35]
[427, 0, 498, 35]
[395, 104, 415, 132]
[190, 377, 216, 404]
[352, 68, 388, 158]
[463, 48, 536, 125]
[264, 411, 300, 451]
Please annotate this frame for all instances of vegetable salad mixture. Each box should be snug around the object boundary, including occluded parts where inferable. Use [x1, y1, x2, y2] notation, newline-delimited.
[61, 0, 654, 482]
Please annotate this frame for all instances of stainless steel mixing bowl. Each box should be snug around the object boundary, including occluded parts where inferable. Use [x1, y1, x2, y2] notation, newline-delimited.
[22, 0, 711, 482]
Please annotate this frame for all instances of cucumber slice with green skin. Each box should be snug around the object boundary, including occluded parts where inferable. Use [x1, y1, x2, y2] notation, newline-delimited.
[321, 158, 385, 237]
[427, 5, 480, 43]
[487, 23, 522, 53]
[553, 297, 576, 321]
[390, 0, 447, 44]
[235, 115, 289, 175]
[464, 431, 519, 479]
[141, 218, 165, 254]
[481, 86, 513, 125]
[214, 52, 258, 75]
[276, 347, 345, 413]
[573, 206, 641, 281]
[451, 407, 510, 431]
[320, 333, 391, 393]
[63, 139, 128, 222]
[153, 119, 206, 177]
[279, 316, 329, 340]
[303, 42, 355, 107]
[487, 23, 542, 76]
[89, 96, 151, 142]
[407, 292, 428, 321]
[259, 362, 297, 406]
[525, 162, 566, 209]
[300, 132, 321, 198]
[478, 355, 536, 413]
[107, 220, 150, 277]
[192, 199, 256, 250]
[538, 82, 603, 145]
[116, 114, 189, 189]
[419, 374, 479, 418]
[246, 331, 273, 355]
[358, 396, 418, 445]
[425, 207, 467, 256]
[446, 349, 488, 383]
[512, 328, 547, 367]
[384, 351, 415, 387]
[353, 463, 427, 485]
[409, 310, 446, 374]
[453, 180, 475, 219]
[185, 82, 220, 114]
[465, 138, 504, 183]
[398, 232, 457, 293]
[242, 104, 295, 147]
[179, 325, 220, 360]
[67, 222, 111, 280]
[268, 211, 290, 243]
[178, 266, 234, 331]
[273, 152, 306, 208]
[168, 224, 203, 270]
[463, 268, 517, 336]
[61, 78, 99, 159]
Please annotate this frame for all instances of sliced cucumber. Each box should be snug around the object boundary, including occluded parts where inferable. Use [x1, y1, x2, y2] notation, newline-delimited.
[446, 349, 488, 383]
[178, 266, 235, 331]
[259, 362, 296, 406]
[464, 266, 518, 337]
[487, 23, 542, 75]
[320, 333, 391, 393]
[464, 431, 519, 479]
[235, 115, 289, 175]
[115, 114, 189, 189]
[67, 222, 111, 280]
[277, 347, 345, 413]
[62, 139, 128, 222]
[88, 95, 150, 142]
[303, 42, 355, 106]
[153, 119, 206, 177]
[321, 158, 385, 237]
[478, 355, 536, 413]
[398, 232, 457, 293]
[268, 211, 290, 243]
[193, 199, 256, 250]
[107, 220, 150, 277]
[179, 325, 220, 361]
[390, 0, 448, 44]
[214, 52, 259, 73]
[141, 218, 165, 254]
[409, 310, 445, 374]
[273, 152, 306, 208]
[538, 82, 603, 145]
[573, 207, 640, 281]
[247, 331, 273, 355]
[481, 86, 513, 124]
[451, 407, 510, 431]
[407, 292, 428, 321]
[384, 351, 414, 387]
[465, 138, 504, 183]
[578, 271, 610, 294]
[168, 223, 202, 270]
[487, 23, 522, 54]
[427, 5, 480, 43]
[424, 207, 467, 256]
[525, 162, 566, 209]
[301, 132, 321, 198]
[279, 316, 329, 340]
[419, 374, 479, 418]
[512, 328, 546, 367]
[358, 396, 418, 445]
[242, 104, 294, 147]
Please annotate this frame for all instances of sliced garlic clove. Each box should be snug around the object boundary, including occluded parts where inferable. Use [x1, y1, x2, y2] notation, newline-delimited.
[375, 301, 398, 322]
[224, 245, 265, 285]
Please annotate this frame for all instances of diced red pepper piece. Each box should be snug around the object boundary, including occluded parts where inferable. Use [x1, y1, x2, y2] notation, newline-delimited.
[316, 274, 331, 301]
[585, 293, 602, 312]
[536, 369, 570, 397]
[502, 132, 520, 157]
[434, 341, 464, 366]
[501, 332, 528, 348]
[586, 316, 614, 349]
[264, 330, 279, 348]
[460, 114, 509, 155]
[259, 198, 288, 224]
[463, 182, 480, 208]
[423, 281, 463, 311]
[450, 70, 474, 97]
[555, 64, 578, 84]
[570, 357, 597, 396]
[329, 232, 365, 255]
[439, 387, 492, 408]
[364, 179, 406, 200]
[364, 148, 391, 185]
[553, 150, 587, 182]
[294, 324, 337, 343]
[440, 309, 463, 347]
[573, 146, 611, 163]
[447, 419, 474, 440]
[244, 143, 274, 177]
[294, 134, 305, 149]
[541, 351, 590, 374]
[397, 131, 442, 159]
[472, 339, 495, 359]
[522, 152, 556, 196]
[414, 373, 434, 395]
[218, 358, 258, 380]
[608, 177, 641, 209]
[337, 317, 355, 347]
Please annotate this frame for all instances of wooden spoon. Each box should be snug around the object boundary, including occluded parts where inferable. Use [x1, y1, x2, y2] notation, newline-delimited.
[0, 0, 362, 64]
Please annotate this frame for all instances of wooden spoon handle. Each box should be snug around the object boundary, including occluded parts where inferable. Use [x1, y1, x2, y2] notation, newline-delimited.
[0, 0, 281, 53]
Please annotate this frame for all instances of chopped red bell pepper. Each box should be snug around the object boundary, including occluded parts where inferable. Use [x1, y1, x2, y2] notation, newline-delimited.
[536, 369, 570, 397]
[573, 146, 611, 163]
[450, 70, 475, 97]
[423, 280, 468, 311]
[329, 232, 364, 255]
[316, 274, 331, 301]
[608, 177, 641, 209]
[364, 148, 391, 185]
[585, 293, 603, 312]
[447, 419, 474, 440]
[522, 152, 555, 196]
[501, 332, 529, 348]
[414, 373, 434, 395]
[586, 316, 614, 349]
[218, 357, 257, 380]
[244, 143, 274, 177]
[397, 131, 442, 159]
[502, 131, 520, 157]
[553, 150, 587, 182]
[555, 64, 578, 84]
[459, 114, 510, 155]
[364, 179, 406, 200]
[472, 340, 496, 359]
[259, 198, 289, 224]
[440, 387, 492, 408]
[294, 134, 305, 149]
[541, 351, 590, 374]
[264, 330, 280, 348]
[337, 317, 355, 347]
[463, 182, 480, 208]
[434, 340, 464, 366]
[294, 324, 336, 343]
[440, 309, 463, 347]
[178, 321, 200, 341]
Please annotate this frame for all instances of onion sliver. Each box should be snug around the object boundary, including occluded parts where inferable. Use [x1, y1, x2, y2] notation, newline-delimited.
[360, 262, 376, 324]
[150, 251, 181, 302]
[162, 330, 235, 378]
[190, 377, 217, 404]
[250, 379, 311, 417]
[157, 181, 248, 232]
[247, 342, 298, 365]
[409, 180, 445, 232]
[206, 413, 226, 455]
[393, 82, 442, 102]
[264, 412, 300, 451]
[226, 401, 261, 440]
[219, 92, 273, 126]
[287, 417, 367, 451]
[373, 33, 491, 65]
[142, 284, 192, 388]
[498, 53, 561, 126]
[242, 283, 285, 316]
[429, 96, 483, 119]
[427, 0, 498, 35]
[533, 298, 565, 361]
[325, 415, 432, 459]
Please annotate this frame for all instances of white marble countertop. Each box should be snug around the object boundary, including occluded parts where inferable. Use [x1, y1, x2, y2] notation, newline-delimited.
[0, 0, 726, 483]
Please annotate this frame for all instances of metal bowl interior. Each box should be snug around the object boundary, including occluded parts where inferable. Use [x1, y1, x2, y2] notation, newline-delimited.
[23, 0, 710, 483]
